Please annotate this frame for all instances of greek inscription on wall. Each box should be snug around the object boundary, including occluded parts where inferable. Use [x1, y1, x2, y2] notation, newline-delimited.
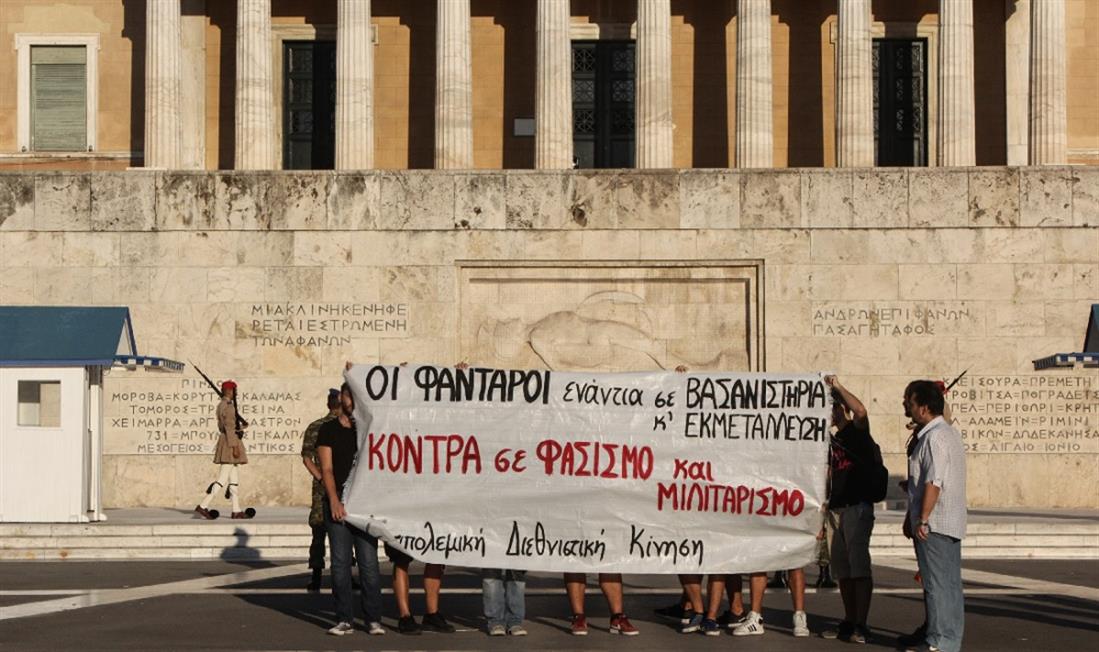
[811, 302, 978, 337]
[243, 303, 410, 347]
[952, 375, 1099, 454]
[106, 378, 307, 455]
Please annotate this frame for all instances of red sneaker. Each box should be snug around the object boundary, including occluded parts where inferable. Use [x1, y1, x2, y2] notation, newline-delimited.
[570, 614, 588, 636]
[610, 613, 639, 636]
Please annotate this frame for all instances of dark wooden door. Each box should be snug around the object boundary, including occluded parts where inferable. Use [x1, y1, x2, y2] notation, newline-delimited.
[572, 41, 636, 169]
[283, 41, 336, 170]
[873, 38, 928, 167]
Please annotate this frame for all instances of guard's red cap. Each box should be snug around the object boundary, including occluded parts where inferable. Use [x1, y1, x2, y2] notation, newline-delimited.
[934, 380, 947, 395]
[221, 380, 237, 392]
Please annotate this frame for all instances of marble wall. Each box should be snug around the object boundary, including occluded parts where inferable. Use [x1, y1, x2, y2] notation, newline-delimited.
[0, 168, 1096, 509]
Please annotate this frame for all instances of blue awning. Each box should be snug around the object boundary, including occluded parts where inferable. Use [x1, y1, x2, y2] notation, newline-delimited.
[0, 306, 182, 372]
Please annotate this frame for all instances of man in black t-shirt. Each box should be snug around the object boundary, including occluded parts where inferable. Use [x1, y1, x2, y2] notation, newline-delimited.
[317, 383, 384, 637]
[821, 375, 876, 644]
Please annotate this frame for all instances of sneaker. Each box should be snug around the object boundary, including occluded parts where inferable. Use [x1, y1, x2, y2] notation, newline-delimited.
[570, 614, 589, 636]
[719, 610, 746, 629]
[366, 621, 385, 636]
[701, 618, 722, 636]
[421, 612, 456, 633]
[904, 644, 938, 652]
[896, 623, 928, 648]
[508, 625, 528, 636]
[850, 625, 869, 644]
[488, 624, 506, 636]
[654, 601, 687, 622]
[326, 621, 354, 636]
[609, 613, 639, 636]
[732, 610, 764, 636]
[793, 610, 810, 637]
[397, 615, 421, 635]
[680, 608, 697, 626]
[821, 621, 854, 641]
[193, 505, 213, 520]
[681, 612, 703, 634]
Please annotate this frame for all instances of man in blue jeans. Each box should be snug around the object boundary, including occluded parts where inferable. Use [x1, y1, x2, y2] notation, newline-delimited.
[902, 380, 967, 652]
[482, 569, 527, 636]
[317, 383, 384, 637]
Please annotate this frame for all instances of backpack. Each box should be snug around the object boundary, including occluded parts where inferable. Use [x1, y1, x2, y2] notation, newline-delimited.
[865, 436, 889, 504]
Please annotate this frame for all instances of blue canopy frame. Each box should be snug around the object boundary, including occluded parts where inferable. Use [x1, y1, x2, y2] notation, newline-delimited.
[0, 306, 183, 372]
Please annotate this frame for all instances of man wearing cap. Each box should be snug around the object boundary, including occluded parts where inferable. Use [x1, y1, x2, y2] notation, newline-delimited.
[194, 380, 249, 519]
[300, 388, 342, 591]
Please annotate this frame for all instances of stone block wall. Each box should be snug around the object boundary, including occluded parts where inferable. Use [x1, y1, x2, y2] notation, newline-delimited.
[1, 168, 1096, 509]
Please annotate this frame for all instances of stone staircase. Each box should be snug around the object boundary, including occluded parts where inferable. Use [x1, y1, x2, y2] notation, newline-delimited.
[2, 508, 1096, 561]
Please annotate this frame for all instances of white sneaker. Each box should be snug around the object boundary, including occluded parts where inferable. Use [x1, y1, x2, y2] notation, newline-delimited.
[793, 610, 810, 637]
[488, 624, 506, 636]
[366, 621, 385, 635]
[732, 611, 765, 636]
[327, 621, 354, 636]
[508, 625, 528, 636]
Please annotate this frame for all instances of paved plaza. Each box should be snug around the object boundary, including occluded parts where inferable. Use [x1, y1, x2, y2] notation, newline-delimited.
[1, 558, 1097, 651]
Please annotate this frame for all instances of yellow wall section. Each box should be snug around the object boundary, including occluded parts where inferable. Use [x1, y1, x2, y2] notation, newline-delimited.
[1, 0, 1096, 170]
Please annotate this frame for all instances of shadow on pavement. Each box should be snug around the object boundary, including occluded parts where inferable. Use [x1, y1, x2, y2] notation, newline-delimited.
[893, 594, 1099, 634]
[217, 527, 278, 570]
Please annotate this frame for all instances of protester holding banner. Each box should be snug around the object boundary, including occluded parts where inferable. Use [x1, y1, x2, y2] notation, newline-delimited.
[385, 542, 454, 634]
[564, 573, 638, 635]
[317, 383, 384, 637]
[482, 569, 527, 636]
[465, 360, 530, 638]
[732, 569, 810, 637]
[820, 375, 877, 644]
[337, 363, 831, 639]
[300, 388, 341, 592]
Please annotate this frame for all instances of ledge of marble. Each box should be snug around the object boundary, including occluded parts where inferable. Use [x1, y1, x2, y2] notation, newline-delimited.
[0, 167, 1095, 232]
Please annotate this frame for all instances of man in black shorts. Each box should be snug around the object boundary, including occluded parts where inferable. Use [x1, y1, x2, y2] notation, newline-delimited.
[821, 375, 877, 644]
[385, 361, 459, 635]
[385, 545, 453, 634]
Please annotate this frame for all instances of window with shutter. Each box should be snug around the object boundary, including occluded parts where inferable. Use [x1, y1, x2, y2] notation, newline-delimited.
[30, 45, 87, 152]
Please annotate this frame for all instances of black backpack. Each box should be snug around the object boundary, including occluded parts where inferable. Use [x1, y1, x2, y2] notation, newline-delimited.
[865, 436, 889, 503]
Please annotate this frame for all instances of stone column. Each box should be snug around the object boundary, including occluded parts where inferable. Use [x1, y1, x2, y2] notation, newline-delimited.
[144, 0, 183, 169]
[435, 0, 473, 169]
[535, 0, 573, 169]
[335, 0, 374, 169]
[1028, 0, 1066, 165]
[735, 0, 773, 168]
[636, 0, 673, 168]
[937, 0, 976, 166]
[1004, 0, 1030, 165]
[835, 0, 873, 167]
[235, 0, 275, 169]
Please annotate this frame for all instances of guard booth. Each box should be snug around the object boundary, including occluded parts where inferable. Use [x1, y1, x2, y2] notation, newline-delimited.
[0, 307, 182, 523]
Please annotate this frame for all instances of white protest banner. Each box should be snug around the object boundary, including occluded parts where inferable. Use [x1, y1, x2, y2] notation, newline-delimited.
[341, 364, 831, 574]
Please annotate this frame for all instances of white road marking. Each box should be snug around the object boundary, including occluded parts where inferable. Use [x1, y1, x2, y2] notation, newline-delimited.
[0, 564, 304, 621]
[873, 558, 1099, 602]
[1, 563, 1095, 621]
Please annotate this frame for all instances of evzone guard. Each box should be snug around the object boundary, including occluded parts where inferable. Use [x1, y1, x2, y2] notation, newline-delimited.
[193, 378, 256, 520]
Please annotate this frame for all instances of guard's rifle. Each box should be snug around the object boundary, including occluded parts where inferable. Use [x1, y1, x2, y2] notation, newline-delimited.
[190, 361, 249, 437]
[943, 368, 968, 393]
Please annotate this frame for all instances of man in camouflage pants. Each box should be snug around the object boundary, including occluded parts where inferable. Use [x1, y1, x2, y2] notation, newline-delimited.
[301, 388, 341, 591]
